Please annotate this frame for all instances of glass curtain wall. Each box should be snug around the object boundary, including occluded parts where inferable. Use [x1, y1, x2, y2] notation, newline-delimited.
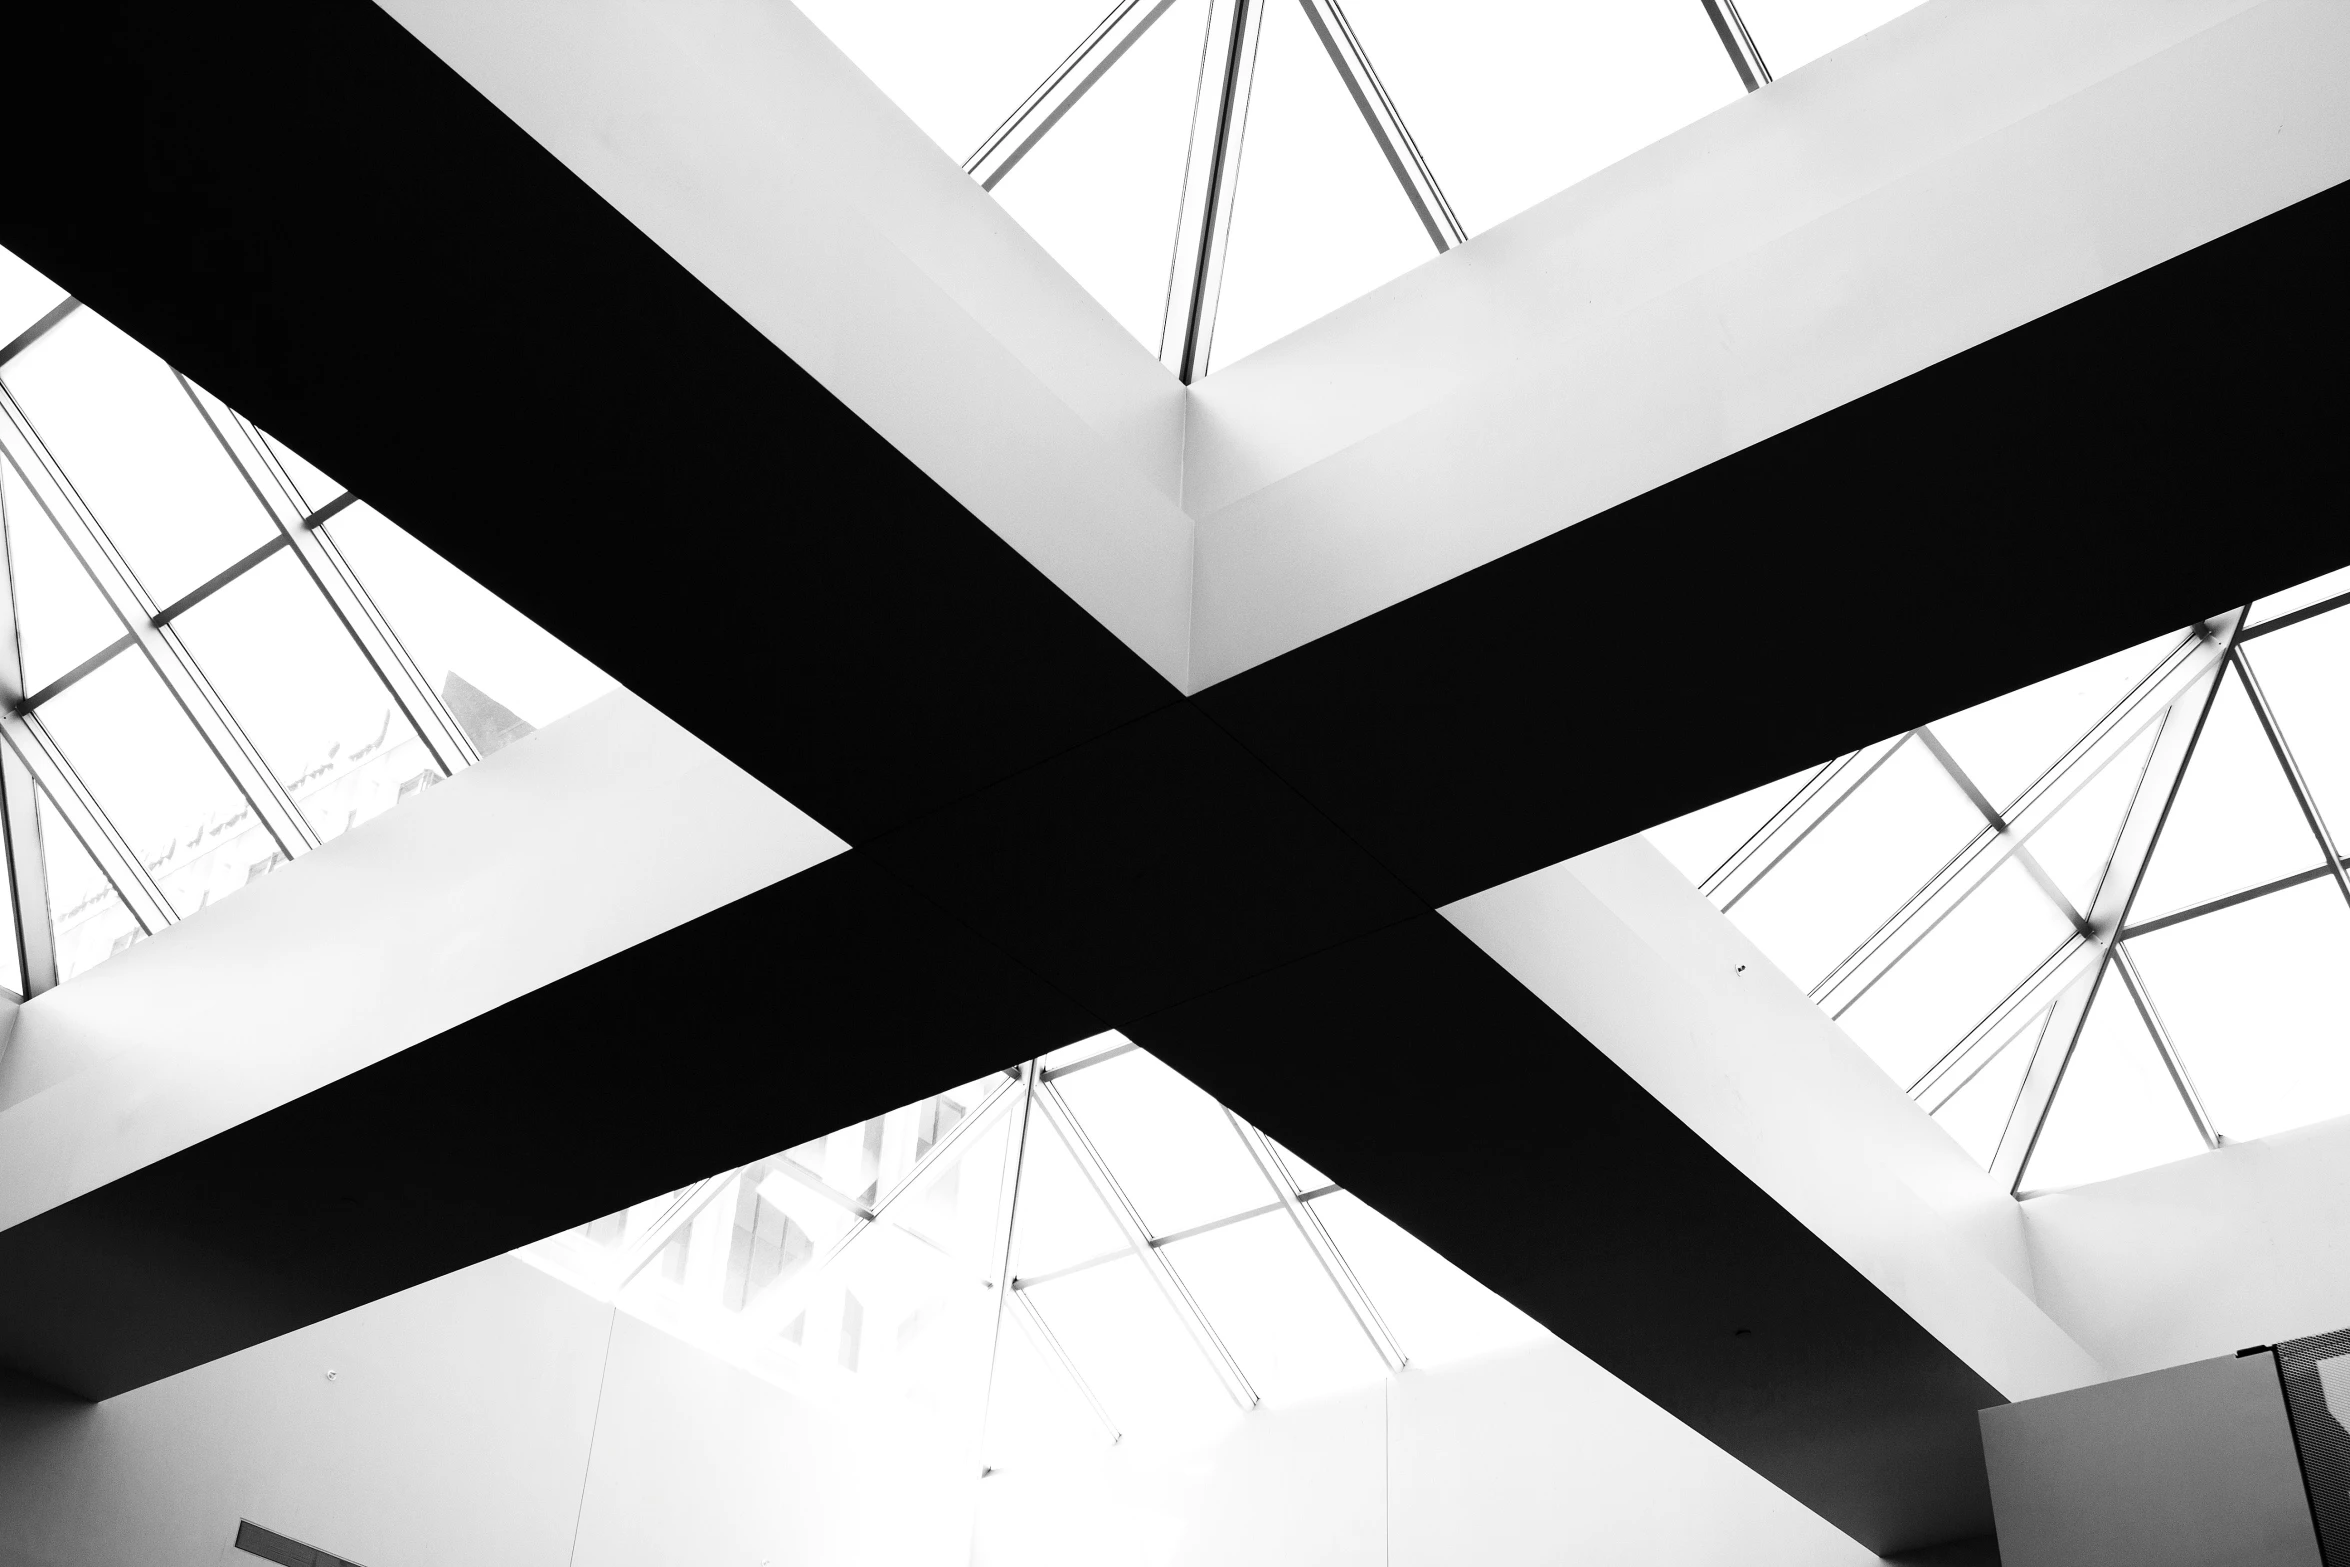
[794, 0, 1928, 376]
[1649, 565, 2350, 1196]
[0, 250, 612, 994]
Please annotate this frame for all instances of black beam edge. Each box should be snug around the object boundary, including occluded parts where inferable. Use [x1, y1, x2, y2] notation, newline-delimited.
[1197, 174, 2350, 907]
[1128, 916, 2003, 1557]
[0, 853, 1100, 1402]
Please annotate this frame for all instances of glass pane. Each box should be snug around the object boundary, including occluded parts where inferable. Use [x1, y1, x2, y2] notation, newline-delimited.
[2023, 720, 2157, 917]
[1836, 857, 2076, 1090]
[1048, 1048, 1272, 1237]
[1926, 633, 2178, 818]
[35, 650, 268, 918]
[1308, 1190, 1548, 1368]
[1643, 762, 1818, 889]
[1205, 0, 1439, 371]
[1340, 0, 1742, 235]
[0, 246, 67, 349]
[791, 0, 1117, 162]
[1, 456, 127, 694]
[2251, 564, 2350, 629]
[1734, 0, 1929, 77]
[323, 502, 615, 743]
[2238, 611, 2350, 842]
[256, 429, 347, 520]
[1725, 735, 1985, 991]
[993, 0, 1208, 354]
[1012, 1108, 1133, 1281]
[1162, 1209, 1385, 1402]
[1, 308, 279, 607]
[2019, 977, 2204, 1193]
[33, 787, 142, 983]
[2131, 672, 2324, 922]
[169, 549, 431, 845]
[1018, 1256, 1236, 1442]
[2129, 877, 2350, 1142]
[1930, 1006, 2046, 1171]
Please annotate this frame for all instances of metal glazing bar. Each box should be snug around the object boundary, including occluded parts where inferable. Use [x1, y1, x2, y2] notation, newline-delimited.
[2120, 861, 2340, 941]
[1701, 753, 1852, 900]
[1718, 736, 1908, 913]
[1226, 1109, 1404, 1372]
[1920, 1000, 2050, 1117]
[1014, 1183, 1342, 1290]
[1696, 0, 1771, 91]
[2241, 590, 2350, 643]
[2113, 945, 2218, 1149]
[0, 473, 56, 992]
[179, 381, 478, 778]
[1036, 1076, 1259, 1407]
[0, 298, 79, 372]
[1042, 1038, 1138, 1080]
[153, 533, 291, 627]
[2233, 646, 2350, 915]
[1295, 0, 1463, 250]
[769, 1156, 878, 1221]
[0, 713, 169, 934]
[1911, 724, 2089, 930]
[19, 633, 133, 713]
[609, 1173, 733, 1295]
[0, 401, 313, 861]
[1011, 1288, 1123, 1444]
[965, 0, 1185, 189]
[1162, 0, 1267, 382]
[977, 1060, 1043, 1469]
[1992, 613, 2245, 1194]
[1909, 934, 2088, 1103]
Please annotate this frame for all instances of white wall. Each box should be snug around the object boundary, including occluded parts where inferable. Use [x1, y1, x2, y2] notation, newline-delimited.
[373, 0, 1195, 689]
[2025, 1111, 2350, 1378]
[1444, 838, 2105, 1403]
[0, 688, 843, 1236]
[1186, 0, 2350, 683]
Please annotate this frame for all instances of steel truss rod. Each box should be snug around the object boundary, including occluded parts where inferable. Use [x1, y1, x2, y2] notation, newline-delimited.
[977, 1061, 1043, 1468]
[0, 471, 57, 992]
[1994, 613, 2246, 1194]
[2119, 860, 2347, 942]
[2232, 645, 2350, 916]
[2114, 944, 2218, 1149]
[1716, 736, 1907, 912]
[1036, 1075, 1259, 1408]
[1010, 1287, 1124, 1445]
[2242, 589, 2350, 643]
[1226, 1109, 1405, 1372]
[1696, 0, 1772, 92]
[1296, 0, 1463, 250]
[1042, 1037, 1137, 1081]
[1014, 1182, 1340, 1291]
[965, 0, 1185, 189]
[1162, 0, 1267, 382]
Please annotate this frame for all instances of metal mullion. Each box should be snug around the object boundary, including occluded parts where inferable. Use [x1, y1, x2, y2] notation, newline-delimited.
[1042, 1038, 1138, 1081]
[1036, 1076, 1259, 1408]
[1010, 1288, 1123, 1445]
[152, 534, 290, 626]
[2120, 862, 2341, 941]
[1295, 0, 1463, 250]
[2232, 646, 2350, 916]
[2113, 945, 2219, 1149]
[1696, 0, 1771, 91]
[1161, 0, 1266, 382]
[966, 0, 1185, 189]
[1910, 934, 2089, 1103]
[1993, 614, 2244, 1194]
[0, 473, 58, 991]
[0, 400, 313, 861]
[2241, 590, 2350, 642]
[1226, 1109, 1404, 1372]
[182, 383, 477, 777]
[1717, 736, 1908, 913]
[1015, 1183, 1344, 1289]
[977, 1060, 1042, 1468]
[0, 298, 79, 372]
[1700, 755, 1843, 898]
[0, 712, 169, 935]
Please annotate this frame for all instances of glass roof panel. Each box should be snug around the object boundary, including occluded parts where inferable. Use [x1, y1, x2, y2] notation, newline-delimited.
[1019, 1253, 1238, 1440]
[1724, 734, 1984, 991]
[789, 0, 1118, 163]
[1926, 633, 2178, 817]
[1048, 1047, 1272, 1236]
[0, 254, 66, 348]
[170, 548, 431, 846]
[2250, 564, 2350, 629]
[35, 650, 265, 918]
[1204, 0, 1438, 371]
[2022, 719, 2157, 916]
[2019, 976, 2204, 1193]
[1929, 1005, 2046, 1171]
[1733, 0, 1928, 77]
[2130, 671, 2323, 922]
[2, 307, 279, 607]
[2128, 877, 2350, 1142]
[1163, 1209, 1386, 1403]
[1835, 856, 2075, 1090]
[2239, 609, 2350, 840]
[1642, 763, 1817, 889]
[256, 428, 347, 519]
[0, 456, 124, 695]
[993, 0, 1209, 353]
[1339, 0, 1742, 236]
[33, 788, 140, 985]
[1012, 1106, 1135, 1279]
[1265, 1133, 1335, 1193]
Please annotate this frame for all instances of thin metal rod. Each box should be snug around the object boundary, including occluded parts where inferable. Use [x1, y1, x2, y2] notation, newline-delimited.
[977, 1060, 1043, 1470]
[2119, 861, 2340, 941]
[0, 468, 57, 992]
[1227, 1109, 1405, 1372]
[1696, 0, 1771, 90]
[2241, 589, 2350, 642]
[0, 299, 79, 372]
[965, 0, 1184, 189]
[1013, 1183, 1341, 1290]
[1036, 1076, 1259, 1408]
[1010, 1288, 1123, 1445]
[19, 633, 133, 713]
[152, 533, 290, 627]
[1042, 1038, 1137, 1081]
[609, 1172, 734, 1296]
[1701, 754, 1848, 899]
[2232, 645, 2350, 917]
[2114, 945, 2219, 1150]
[1162, 0, 1267, 382]
[1295, 0, 1462, 250]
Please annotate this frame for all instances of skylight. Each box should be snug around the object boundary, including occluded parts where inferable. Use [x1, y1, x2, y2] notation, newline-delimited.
[0, 247, 613, 993]
[795, 0, 1929, 378]
[1649, 567, 2350, 1196]
[519, 1040, 1547, 1457]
